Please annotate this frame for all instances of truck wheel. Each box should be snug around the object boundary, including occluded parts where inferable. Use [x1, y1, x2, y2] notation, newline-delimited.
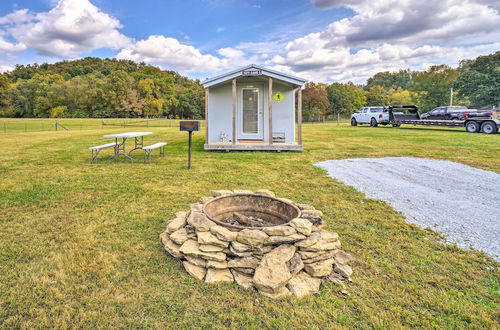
[465, 121, 480, 133]
[370, 118, 378, 127]
[351, 118, 357, 126]
[392, 123, 400, 128]
[480, 121, 498, 134]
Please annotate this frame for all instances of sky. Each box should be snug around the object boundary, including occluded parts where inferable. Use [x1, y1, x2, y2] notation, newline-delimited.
[0, 0, 499, 83]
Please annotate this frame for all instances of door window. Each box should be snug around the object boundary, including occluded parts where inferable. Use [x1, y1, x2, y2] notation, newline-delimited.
[242, 88, 259, 134]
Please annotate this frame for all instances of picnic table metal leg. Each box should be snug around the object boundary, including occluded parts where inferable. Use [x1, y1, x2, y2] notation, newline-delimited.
[91, 149, 100, 164]
[128, 136, 144, 155]
[109, 137, 133, 162]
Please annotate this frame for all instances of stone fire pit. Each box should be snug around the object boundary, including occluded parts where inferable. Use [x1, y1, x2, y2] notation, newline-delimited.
[160, 190, 354, 299]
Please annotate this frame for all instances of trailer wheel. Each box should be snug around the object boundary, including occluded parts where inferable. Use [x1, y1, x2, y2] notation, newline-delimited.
[480, 121, 498, 134]
[351, 118, 357, 126]
[392, 123, 400, 128]
[370, 118, 378, 127]
[465, 121, 480, 133]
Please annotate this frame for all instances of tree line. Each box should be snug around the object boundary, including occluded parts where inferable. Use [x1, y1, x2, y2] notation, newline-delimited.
[0, 52, 498, 119]
[301, 51, 499, 121]
[0, 57, 204, 119]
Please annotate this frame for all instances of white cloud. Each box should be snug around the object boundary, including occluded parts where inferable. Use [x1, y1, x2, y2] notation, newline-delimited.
[266, 0, 500, 82]
[216, 27, 225, 33]
[0, 64, 14, 73]
[0, 0, 130, 57]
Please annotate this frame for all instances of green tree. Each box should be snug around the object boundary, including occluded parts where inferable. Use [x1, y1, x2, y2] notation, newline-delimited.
[365, 69, 412, 90]
[410, 65, 459, 112]
[365, 85, 389, 106]
[388, 88, 414, 105]
[0, 75, 12, 116]
[455, 51, 499, 107]
[326, 83, 366, 117]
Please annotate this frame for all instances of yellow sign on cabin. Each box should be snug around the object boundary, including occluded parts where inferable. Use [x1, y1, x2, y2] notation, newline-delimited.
[273, 92, 284, 103]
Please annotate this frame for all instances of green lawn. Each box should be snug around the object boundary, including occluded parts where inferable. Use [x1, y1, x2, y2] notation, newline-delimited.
[0, 121, 498, 328]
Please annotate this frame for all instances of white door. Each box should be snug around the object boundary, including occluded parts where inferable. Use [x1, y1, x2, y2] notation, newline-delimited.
[238, 86, 263, 140]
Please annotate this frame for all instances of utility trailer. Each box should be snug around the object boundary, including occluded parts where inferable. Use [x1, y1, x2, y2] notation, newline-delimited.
[386, 105, 499, 134]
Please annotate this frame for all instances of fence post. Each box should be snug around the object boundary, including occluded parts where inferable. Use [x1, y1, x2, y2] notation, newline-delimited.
[55, 120, 58, 131]
[147, 117, 149, 127]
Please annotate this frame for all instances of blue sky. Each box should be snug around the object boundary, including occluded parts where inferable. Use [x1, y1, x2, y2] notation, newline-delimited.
[0, 0, 498, 82]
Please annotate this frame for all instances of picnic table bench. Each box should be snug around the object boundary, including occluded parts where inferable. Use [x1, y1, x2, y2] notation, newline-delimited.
[143, 142, 167, 163]
[89, 142, 118, 164]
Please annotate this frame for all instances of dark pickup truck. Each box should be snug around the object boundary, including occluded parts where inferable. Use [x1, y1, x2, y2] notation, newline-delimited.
[421, 106, 492, 120]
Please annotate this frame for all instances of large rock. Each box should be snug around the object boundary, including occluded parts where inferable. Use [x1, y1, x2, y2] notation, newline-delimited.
[205, 268, 234, 283]
[231, 270, 254, 290]
[160, 232, 183, 258]
[210, 225, 238, 241]
[287, 272, 322, 298]
[199, 244, 225, 252]
[268, 234, 306, 244]
[182, 261, 206, 281]
[335, 250, 355, 264]
[258, 286, 290, 299]
[170, 228, 189, 245]
[228, 256, 260, 269]
[297, 250, 328, 260]
[185, 255, 206, 267]
[300, 209, 323, 218]
[290, 218, 313, 236]
[263, 225, 296, 236]
[187, 211, 216, 232]
[236, 229, 270, 246]
[206, 260, 228, 269]
[253, 245, 296, 293]
[166, 217, 186, 233]
[295, 203, 315, 210]
[211, 190, 233, 197]
[334, 262, 353, 279]
[294, 231, 321, 248]
[199, 196, 214, 204]
[302, 240, 341, 252]
[233, 189, 254, 194]
[266, 244, 297, 263]
[230, 241, 253, 252]
[190, 203, 203, 212]
[255, 189, 275, 197]
[179, 239, 226, 262]
[175, 211, 188, 219]
[287, 253, 304, 275]
[233, 267, 255, 275]
[197, 231, 229, 248]
[303, 258, 335, 277]
[302, 249, 337, 264]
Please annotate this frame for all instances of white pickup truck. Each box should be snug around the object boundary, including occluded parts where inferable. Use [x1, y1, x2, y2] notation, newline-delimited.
[350, 106, 390, 127]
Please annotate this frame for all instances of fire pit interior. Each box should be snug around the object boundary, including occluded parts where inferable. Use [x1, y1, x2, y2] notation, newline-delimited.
[160, 189, 355, 299]
[204, 194, 301, 229]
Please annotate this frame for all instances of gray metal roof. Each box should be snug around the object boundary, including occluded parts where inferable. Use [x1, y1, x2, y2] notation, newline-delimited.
[201, 64, 307, 88]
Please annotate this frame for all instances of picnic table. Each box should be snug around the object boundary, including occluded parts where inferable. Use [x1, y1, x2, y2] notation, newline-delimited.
[103, 131, 153, 161]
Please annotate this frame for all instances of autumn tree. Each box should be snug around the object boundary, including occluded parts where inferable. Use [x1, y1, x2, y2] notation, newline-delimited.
[301, 82, 330, 121]
[365, 69, 412, 90]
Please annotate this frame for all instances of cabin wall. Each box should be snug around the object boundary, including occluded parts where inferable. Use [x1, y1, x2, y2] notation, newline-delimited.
[207, 82, 232, 143]
[206, 80, 295, 144]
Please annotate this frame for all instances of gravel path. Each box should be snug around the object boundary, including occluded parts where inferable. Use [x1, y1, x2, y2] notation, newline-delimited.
[315, 157, 500, 261]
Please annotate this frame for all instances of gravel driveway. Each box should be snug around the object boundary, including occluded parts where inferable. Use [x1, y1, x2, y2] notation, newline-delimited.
[315, 157, 500, 261]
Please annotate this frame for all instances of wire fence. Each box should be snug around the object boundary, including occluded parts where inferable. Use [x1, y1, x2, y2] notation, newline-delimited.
[0, 118, 206, 133]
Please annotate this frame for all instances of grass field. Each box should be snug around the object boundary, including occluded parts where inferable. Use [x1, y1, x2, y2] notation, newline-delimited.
[0, 120, 498, 328]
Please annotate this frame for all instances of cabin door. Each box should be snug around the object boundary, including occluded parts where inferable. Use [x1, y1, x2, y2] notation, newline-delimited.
[238, 85, 263, 140]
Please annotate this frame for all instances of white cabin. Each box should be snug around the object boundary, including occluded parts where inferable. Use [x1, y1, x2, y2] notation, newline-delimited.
[201, 64, 306, 151]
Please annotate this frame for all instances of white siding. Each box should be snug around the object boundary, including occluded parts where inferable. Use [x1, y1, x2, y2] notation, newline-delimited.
[207, 80, 296, 144]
